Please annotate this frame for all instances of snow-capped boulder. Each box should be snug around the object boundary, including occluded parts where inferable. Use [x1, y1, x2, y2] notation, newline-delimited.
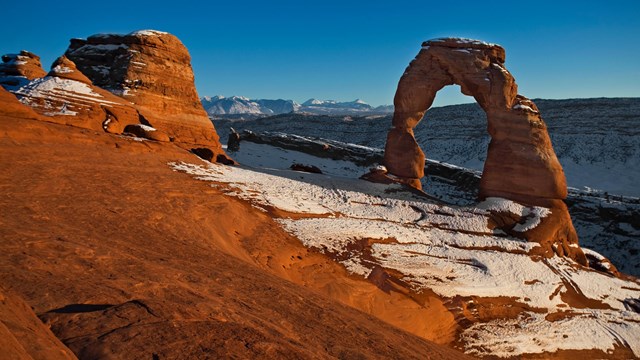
[0, 50, 47, 91]
[47, 55, 93, 84]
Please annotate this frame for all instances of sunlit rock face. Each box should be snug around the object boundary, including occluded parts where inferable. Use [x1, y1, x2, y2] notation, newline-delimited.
[384, 38, 584, 265]
[65, 30, 226, 158]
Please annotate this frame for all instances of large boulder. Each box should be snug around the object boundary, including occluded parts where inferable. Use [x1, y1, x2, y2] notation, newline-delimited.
[65, 30, 226, 158]
[0, 50, 47, 90]
[384, 38, 583, 264]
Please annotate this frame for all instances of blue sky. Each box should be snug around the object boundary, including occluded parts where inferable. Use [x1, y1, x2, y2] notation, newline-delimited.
[2, 0, 639, 106]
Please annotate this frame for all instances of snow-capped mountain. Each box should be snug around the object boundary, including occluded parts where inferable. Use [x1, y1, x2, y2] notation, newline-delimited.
[300, 98, 374, 114]
[201, 95, 300, 117]
[201, 96, 393, 117]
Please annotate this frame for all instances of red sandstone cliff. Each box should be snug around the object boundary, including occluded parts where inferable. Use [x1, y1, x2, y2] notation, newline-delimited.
[64, 30, 227, 161]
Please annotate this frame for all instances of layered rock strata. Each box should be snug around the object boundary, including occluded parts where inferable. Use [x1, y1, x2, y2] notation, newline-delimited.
[65, 30, 226, 159]
[384, 38, 584, 264]
[12, 56, 141, 133]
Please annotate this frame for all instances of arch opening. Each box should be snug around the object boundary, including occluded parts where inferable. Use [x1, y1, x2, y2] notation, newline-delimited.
[413, 85, 487, 205]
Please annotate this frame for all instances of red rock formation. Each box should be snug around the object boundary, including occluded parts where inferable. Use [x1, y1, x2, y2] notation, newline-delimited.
[65, 30, 226, 159]
[0, 50, 47, 90]
[47, 56, 93, 84]
[13, 56, 142, 133]
[384, 38, 584, 264]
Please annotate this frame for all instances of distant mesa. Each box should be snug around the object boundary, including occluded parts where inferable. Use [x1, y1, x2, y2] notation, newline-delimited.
[201, 95, 394, 117]
[384, 37, 585, 265]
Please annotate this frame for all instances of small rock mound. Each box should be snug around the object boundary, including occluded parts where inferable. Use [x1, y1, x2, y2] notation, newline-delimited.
[47, 56, 92, 84]
[290, 163, 323, 174]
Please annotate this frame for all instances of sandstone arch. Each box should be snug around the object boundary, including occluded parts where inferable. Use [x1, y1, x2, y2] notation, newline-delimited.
[384, 38, 585, 264]
[384, 38, 566, 203]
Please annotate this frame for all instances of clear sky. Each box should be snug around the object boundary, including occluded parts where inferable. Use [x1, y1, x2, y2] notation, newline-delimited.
[2, 0, 639, 106]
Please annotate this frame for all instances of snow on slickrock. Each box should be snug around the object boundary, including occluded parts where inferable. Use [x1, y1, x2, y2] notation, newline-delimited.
[16, 76, 118, 116]
[170, 142, 640, 358]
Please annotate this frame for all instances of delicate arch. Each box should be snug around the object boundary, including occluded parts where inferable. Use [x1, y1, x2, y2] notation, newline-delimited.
[383, 38, 567, 207]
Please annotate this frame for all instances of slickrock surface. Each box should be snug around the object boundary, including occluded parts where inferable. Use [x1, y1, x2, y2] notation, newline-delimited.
[174, 135, 640, 359]
[0, 117, 468, 359]
[384, 38, 583, 264]
[0, 86, 40, 120]
[65, 30, 225, 159]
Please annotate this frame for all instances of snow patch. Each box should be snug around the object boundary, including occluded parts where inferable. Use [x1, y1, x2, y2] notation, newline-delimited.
[429, 38, 498, 47]
[513, 103, 538, 113]
[136, 124, 156, 132]
[16, 77, 120, 111]
[51, 65, 73, 74]
[462, 310, 640, 357]
[129, 29, 169, 37]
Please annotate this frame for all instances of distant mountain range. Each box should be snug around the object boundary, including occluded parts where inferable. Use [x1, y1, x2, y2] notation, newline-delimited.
[201, 95, 393, 118]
